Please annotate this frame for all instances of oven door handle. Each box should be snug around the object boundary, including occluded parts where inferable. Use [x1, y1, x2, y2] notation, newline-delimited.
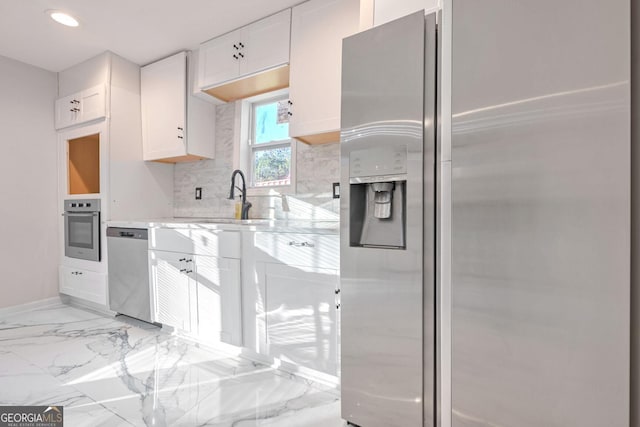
[61, 212, 99, 216]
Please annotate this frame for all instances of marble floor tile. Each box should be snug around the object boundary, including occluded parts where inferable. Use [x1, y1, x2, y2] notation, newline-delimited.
[0, 303, 345, 427]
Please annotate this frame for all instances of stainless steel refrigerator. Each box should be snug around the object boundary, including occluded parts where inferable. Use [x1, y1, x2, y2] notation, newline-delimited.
[449, 1, 630, 426]
[340, 1, 630, 426]
[340, 11, 437, 427]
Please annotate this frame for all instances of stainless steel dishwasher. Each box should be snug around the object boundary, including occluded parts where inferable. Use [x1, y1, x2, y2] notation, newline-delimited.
[107, 227, 153, 323]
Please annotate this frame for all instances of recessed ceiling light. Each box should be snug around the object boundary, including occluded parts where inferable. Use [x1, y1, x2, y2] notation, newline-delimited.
[47, 10, 79, 27]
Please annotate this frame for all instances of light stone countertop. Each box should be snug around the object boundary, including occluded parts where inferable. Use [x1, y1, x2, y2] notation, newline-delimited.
[106, 217, 340, 235]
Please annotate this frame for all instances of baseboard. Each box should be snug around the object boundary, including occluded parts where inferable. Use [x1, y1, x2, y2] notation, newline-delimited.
[277, 361, 340, 389]
[63, 294, 116, 318]
[0, 296, 64, 317]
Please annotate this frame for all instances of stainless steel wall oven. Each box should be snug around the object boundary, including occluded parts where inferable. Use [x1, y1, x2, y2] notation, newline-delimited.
[63, 199, 101, 262]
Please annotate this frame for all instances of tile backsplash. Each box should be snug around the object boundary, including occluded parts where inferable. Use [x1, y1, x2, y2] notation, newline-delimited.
[174, 102, 340, 220]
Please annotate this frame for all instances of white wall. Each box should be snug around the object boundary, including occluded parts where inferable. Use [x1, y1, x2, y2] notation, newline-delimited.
[0, 55, 58, 308]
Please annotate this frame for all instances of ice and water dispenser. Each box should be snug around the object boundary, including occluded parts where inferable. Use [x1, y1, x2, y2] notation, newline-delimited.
[349, 146, 407, 249]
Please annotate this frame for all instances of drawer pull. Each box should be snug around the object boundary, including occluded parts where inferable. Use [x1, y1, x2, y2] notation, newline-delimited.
[288, 241, 315, 248]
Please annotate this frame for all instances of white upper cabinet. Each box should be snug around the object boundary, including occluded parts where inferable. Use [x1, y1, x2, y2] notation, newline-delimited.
[141, 52, 187, 160]
[288, 0, 360, 144]
[198, 9, 291, 102]
[54, 94, 77, 129]
[79, 85, 107, 123]
[54, 84, 106, 130]
[239, 10, 291, 77]
[372, 0, 439, 27]
[142, 51, 215, 162]
[198, 30, 242, 89]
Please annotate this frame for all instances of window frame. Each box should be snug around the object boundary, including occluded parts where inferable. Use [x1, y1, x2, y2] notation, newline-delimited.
[245, 92, 295, 194]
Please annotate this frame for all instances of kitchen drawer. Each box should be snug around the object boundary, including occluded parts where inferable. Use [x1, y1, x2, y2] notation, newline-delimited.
[149, 228, 241, 258]
[59, 265, 107, 305]
[254, 232, 339, 270]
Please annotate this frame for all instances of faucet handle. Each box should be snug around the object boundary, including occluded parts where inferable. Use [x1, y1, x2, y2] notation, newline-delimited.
[241, 200, 252, 220]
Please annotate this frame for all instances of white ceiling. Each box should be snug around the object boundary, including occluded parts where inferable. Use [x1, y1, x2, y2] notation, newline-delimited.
[0, 0, 304, 72]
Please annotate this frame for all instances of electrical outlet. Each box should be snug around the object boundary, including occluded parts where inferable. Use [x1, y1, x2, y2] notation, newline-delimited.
[332, 182, 340, 199]
[195, 187, 202, 200]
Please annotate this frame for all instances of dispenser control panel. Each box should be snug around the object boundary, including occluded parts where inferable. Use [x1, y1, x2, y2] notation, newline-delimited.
[348, 145, 407, 250]
[349, 146, 407, 179]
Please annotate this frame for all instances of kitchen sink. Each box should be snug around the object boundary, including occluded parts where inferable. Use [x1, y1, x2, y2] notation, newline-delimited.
[173, 217, 272, 225]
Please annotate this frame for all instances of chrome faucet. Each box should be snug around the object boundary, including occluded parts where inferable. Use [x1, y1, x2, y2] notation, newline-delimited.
[228, 169, 252, 220]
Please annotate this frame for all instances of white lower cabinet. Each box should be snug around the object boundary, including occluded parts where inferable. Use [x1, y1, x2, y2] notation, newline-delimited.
[194, 255, 242, 346]
[59, 266, 107, 306]
[247, 231, 340, 376]
[149, 228, 242, 345]
[147, 226, 340, 377]
[263, 263, 339, 376]
[149, 250, 195, 332]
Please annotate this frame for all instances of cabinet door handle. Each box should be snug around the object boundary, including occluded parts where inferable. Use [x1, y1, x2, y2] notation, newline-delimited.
[185, 269, 193, 274]
[179, 258, 186, 261]
[185, 259, 193, 263]
[336, 303, 341, 310]
[239, 42, 245, 48]
[177, 136, 184, 139]
[238, 52, 244, 58]
[233, 54, 238, 60]
[233, 44, 239, 50]
[177, 127, 183, 131]
[288, 241, 315, 248]
[179, 268, 187, 273]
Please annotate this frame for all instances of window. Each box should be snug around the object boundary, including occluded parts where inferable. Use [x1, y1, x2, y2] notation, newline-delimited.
[249, 94, 293, 188]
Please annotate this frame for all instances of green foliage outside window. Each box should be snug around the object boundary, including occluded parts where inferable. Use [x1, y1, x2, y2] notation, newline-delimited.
[254, 147, 291, 185]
